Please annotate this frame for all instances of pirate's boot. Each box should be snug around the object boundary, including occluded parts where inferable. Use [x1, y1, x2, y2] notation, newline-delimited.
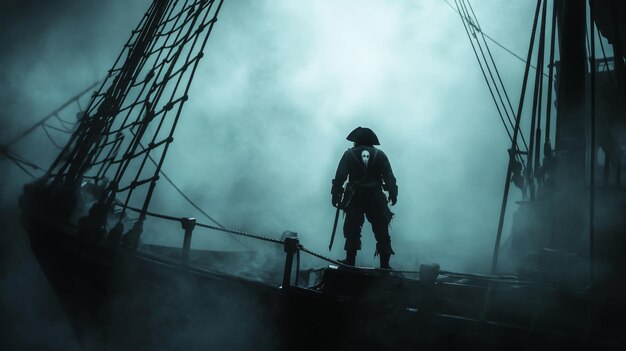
[338, 250, 357, 266]
[375, 242, 394, 269]
[380, 253, 392, 269]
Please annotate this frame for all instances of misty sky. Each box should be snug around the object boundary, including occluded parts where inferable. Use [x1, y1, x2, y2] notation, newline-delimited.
[0, 0, 551, 273]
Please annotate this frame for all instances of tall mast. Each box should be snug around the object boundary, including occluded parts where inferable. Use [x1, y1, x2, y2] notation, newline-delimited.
[550, 0, 587, 252]
[554, 0, 587, 160]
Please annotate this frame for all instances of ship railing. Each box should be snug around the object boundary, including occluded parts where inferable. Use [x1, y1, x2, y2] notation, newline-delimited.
[119, 204, 561, 291]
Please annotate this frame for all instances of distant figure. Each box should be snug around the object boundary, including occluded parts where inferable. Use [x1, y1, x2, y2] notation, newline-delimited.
[331, 127, 398, 269]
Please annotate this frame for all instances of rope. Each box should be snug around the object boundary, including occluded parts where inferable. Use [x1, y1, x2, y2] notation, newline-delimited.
[543, 1, 557, 155]
[463, 0, 530, 153]
[44, 0, 159, 177]
[135, 0, 223, 220]
[40, 124, 64, 149]
[117, 200, 424, 274]
[53, 113, 77, 130]
[117, 198, 569, 285]
[58, 0, 179, 190]
[154, 162, 227, 229]
[443, 0, 552, 81]
[524, 0, 548, 201]
[492, 0, 543, 274]
[533, 1, 547, 174]
[3, 82, 99, 146]
[128, 198, 541, 279]
[4, 154, 36, 177]
[85, 0, 224, 224]
[27, 83, 238, 249]
[4, 149, 46, 171]
[298, 245, 350, 268]
[119, 202, 283, 245]
[455, 0, 513, 143]
[196, 222, 284, 245]
[460, 0, 514, 131]
[453, 0, 527, 165]
[90, 4, 182, 179]
[43, 123, 73, 134]
[1, 147, 45, 178]
[97, 0, 180, 200]
[109, 128, 246, 247]
[147, 149, 250, 248]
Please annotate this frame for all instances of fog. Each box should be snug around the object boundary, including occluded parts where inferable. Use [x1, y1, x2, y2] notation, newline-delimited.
[141, 0, 540, 271]
[1, 0, 547, 349]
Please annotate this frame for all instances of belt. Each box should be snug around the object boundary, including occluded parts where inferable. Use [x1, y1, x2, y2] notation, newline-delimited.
[349, 181, 381, 188]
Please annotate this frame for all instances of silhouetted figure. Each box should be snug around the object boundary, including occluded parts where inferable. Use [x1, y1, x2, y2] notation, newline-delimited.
[331, 127, 398, 268]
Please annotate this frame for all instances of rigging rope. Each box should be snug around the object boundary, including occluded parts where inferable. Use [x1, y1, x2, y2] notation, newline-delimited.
[0, 60, 237, 248]
[464, 0, 531, 152]
[3, 81, 99, 147]
[53, 113, 77, 130]
[124, 0, 222, 222]
[492, 0, 543, 274]
[0, 63, 234, 247]
[152, 159, 228, 230]
[0, 81, 97, 184]
[53, 0, 176, 186]
[43, 123, 73, 134]
[543, 2, 557, 159]
[40, 124, 64, 149]
[442, 0, 552, 81]
[453, 0, 528, 164]
[525, 0, 548, 201]
[47, 0, 226, 232]
[140, 140, 250, 248]
[455, 0, 514, 143]
[4, 150, 46, 171]
[4, 154, 36, 177]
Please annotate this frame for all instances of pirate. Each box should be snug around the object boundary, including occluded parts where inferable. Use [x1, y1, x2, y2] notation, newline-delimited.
[331, 127, 398, 269]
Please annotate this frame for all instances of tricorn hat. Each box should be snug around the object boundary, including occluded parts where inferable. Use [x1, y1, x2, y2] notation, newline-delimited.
[346, 126, 380, 146]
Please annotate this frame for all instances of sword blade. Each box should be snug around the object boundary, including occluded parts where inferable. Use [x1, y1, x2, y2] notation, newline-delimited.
[329, 206, 340, 251]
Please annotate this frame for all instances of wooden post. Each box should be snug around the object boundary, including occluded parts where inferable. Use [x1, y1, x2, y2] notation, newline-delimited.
[181, 217, 196, 265]
[282, 237, 299, 289]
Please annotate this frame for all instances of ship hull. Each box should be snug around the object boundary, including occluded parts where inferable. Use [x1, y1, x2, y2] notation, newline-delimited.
[22, 215, 621, 350]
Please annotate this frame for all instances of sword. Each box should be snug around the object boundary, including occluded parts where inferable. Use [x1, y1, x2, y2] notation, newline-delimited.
[328, 206, 341, 251]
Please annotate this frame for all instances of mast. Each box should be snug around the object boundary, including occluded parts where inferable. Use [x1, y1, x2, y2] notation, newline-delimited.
[490, 0, 598, 278]
[550, 0, 588, 251]
[554, 0, 587, 162]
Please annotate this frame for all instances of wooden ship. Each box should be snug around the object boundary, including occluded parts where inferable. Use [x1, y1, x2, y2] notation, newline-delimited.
[7, 0, 626, 349]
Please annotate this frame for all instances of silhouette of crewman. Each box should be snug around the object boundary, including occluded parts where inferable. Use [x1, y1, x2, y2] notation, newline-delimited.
[331, 127, 398, 269]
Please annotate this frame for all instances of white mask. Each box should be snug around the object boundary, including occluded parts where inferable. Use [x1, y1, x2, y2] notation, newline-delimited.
[361, 150, 370, 167]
